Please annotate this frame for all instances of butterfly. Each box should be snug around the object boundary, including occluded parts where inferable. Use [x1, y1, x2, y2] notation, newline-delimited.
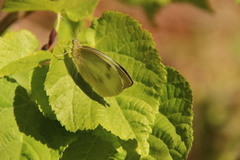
[71, 40, 133, 97]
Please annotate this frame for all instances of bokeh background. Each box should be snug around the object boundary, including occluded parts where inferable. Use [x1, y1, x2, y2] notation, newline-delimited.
[1, 0, 240, 159]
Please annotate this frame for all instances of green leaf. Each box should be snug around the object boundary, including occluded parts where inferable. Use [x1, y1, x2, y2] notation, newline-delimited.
[57, 15, 84, 41]
[0, 79, 77, 160]
[92, 130, 138, 160]
[120, 139, 140, 160]
[2, 0, 99, 21]
[10, 69, 34, 92]
[147, 67, 193, 160]
[31, 65, 56, 120]
[2, 0, 63, 12]
[0, 30, 51, 91]
[45, 11, 167, 156]
[0, 50, 52, 77]
[62, 132, 117, 160]
[0, 50, 51, 92]
[0, 30, 39, 69]
[0, 78, 18, 109]
[65, 0, 100, 21]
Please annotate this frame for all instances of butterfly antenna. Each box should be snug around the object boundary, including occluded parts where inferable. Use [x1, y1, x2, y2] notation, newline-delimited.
[53, 44, 71, 60]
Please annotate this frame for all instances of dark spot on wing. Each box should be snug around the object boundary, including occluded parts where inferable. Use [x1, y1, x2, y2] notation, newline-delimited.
[97, 77, 104, 83]
[105, 73, 111, 79]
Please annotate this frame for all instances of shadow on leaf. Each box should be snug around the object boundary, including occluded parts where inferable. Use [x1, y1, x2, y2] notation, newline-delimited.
[63, 54, 109, 107]
[13, 86, 77, 150]
[31, 66, 56, 120]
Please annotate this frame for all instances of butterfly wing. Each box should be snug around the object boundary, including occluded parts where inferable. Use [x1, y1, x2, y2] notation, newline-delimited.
[115, 63, 133, 89]
[71, 42, 133, 97]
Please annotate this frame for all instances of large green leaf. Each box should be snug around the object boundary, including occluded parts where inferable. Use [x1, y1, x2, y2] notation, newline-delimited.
[92, 127, 129, 159]
[0, 50, 52, 77]
[62, 132, 117, 160]
[45, 11, 167, 156]
[2, 0, 99, 21]
[0, 78, 18, 110]
[0, 30, 40, 91]
[57, 15, 85, 41]
[9, 70, 34, 92]
[0, 30, 51, 91]
[147, 67, 193, 160]
[0, 30, 38, 69]
[0, 78, 77, 160]
[31, 65, 56, 120]
[65, 0, 100, 21]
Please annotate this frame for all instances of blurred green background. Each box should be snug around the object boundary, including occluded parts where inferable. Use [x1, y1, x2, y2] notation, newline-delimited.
[0, 0, 240, 159]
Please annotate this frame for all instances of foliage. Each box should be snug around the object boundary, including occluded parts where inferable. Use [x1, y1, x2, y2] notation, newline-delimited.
[118, 0, 210, 19]
[0, 0, 193, 159]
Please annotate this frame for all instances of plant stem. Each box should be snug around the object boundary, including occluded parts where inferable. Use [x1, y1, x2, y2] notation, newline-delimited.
[55, 13, 62, 32]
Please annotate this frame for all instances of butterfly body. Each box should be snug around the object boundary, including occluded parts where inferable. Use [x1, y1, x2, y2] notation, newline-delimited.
[71, 40, 133, 97]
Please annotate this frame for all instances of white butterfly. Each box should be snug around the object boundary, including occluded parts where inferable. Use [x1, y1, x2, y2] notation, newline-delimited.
[71, 40, 133, 97]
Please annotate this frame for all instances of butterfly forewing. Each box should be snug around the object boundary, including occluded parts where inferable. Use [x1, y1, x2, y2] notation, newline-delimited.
[71, 41, 133, 97]
[116, 64, 133, 89]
